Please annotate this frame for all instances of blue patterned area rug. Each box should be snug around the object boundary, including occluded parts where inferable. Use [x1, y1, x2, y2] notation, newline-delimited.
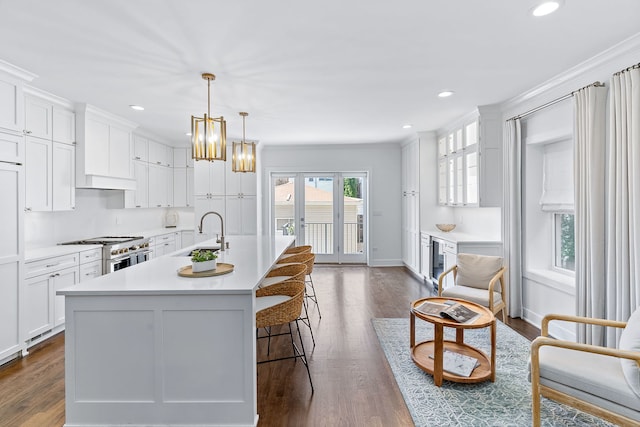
[372, 318, 615, 427]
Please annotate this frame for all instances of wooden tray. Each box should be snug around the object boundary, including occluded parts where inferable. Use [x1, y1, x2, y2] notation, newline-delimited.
[177, 263, 234, 277]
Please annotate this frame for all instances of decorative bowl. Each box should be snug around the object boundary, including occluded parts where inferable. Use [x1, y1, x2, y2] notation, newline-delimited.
[436, 223, 456, 232]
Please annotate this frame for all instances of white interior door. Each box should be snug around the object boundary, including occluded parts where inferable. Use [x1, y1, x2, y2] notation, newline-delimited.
[271, 172, 367, 264]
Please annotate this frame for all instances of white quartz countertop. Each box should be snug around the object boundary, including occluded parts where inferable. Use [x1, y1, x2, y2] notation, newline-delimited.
[57, 235, 295, 296]
[139, 226, 194, 238]
[422, 229, 501, 243]
[25, 244, 103, 262]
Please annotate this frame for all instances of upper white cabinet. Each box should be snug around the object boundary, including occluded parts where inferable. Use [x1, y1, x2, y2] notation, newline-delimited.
[24, 89, 76, 212]
[173, 147, 194, 168]
[149, 140, 171, 167]
[225, 146, 256, 196]
[401, 139, 420, 274]
[0, 64, 32, 134]
[437, 105, 502, 207]
[133, 134, 149, 162]
[194, 159, 225, 196]
[75, 103, 137, 190]
[401, 140, 419, 194]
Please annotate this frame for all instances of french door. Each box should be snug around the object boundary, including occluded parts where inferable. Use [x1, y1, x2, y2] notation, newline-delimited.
[271, 172, 367, 264]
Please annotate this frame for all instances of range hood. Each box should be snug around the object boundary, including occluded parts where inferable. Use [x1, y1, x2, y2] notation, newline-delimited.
[75, 103, 138, 191]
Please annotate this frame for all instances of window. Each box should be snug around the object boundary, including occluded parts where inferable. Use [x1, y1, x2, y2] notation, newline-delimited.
[554, 213, 575, 272]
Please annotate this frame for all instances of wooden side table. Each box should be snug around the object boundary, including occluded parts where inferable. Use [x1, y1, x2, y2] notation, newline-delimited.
[410, 297, 496, 387]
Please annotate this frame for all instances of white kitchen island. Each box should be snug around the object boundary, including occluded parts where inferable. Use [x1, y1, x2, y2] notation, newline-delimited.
[58, 234, 294, 427]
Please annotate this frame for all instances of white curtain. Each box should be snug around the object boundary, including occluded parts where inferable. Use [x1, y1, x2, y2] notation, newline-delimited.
[574, 85, 608, 345]
[606, 68, 640, 346]
[503, 118, 523, 318]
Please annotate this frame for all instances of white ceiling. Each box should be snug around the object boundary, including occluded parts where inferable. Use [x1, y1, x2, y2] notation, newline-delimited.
[0, 0, 638, 147]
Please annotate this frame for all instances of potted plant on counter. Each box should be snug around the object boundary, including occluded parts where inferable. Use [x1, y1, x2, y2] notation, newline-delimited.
[191, 249, 219, 272]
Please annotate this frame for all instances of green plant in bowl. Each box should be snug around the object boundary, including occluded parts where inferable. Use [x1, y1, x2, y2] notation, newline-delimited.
[191, 249, 218, 262]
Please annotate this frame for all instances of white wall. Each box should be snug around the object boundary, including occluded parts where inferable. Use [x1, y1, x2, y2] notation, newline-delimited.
[260, 143, 402, 266]
[25, 189, 194, 248]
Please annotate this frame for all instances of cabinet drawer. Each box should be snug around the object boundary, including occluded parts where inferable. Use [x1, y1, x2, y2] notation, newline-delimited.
[155, 233, 176, 243]
[79, 260, 102, 281]
[26, 253, 78, 279]
[79, 248, 102, 264]
[0, 130, 23, 164]
[443, 241, 457, 253]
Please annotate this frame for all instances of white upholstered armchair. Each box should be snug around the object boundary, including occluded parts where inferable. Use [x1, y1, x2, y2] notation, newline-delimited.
[530, 310, 640, 426]
[437, 253, 507, 322]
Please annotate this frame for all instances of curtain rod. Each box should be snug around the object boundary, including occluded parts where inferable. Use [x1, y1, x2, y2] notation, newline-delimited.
[508, 81, 604, 121]
[614, 62, 640, 75]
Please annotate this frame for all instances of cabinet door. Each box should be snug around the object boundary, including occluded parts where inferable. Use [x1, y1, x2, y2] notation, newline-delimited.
[0, 130, 23, 164]
[0, 76, 23, 133]
[148, 140, 167, 166]
[194, 160, 225, 196]
[108, 125, 132, 178]
[25, 136, 52, 212]
[133, 134, 148, 162]
[194, 195, 225, 239]
[79, 260, 102, 282]
[241, 196, 257, 234]
[24, 96, 52, 140]
[52, 142, 75, 211]
[53, 266, 78, 327]
[225, 196, 257, 235]
[52, 107, 75, 144]
[0, 261, 20, 360]
[173, 148, 188, 168]
[465, 149, 478, 205]
[173, 167, 187, 207]
[148, 164, 164, 208]
[25, 274, 52, 339]
[132, 160, 149, 208]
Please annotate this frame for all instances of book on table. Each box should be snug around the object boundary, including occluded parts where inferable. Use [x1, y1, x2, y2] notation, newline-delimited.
[429, 350, 480, 377]
[415, 301, 481, 324]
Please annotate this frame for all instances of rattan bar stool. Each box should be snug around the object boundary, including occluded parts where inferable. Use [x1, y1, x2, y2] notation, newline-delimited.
[277, 252, 320, 318]
[255, 280, 313, 392]
[259, 263, 307, 289]
[280, 245, 312, 259]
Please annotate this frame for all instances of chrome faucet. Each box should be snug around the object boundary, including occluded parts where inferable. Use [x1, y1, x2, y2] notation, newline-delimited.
[197, 211, 226, 251]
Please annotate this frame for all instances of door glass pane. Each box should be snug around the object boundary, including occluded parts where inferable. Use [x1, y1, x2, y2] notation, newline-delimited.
[455, 156, 463, 204]
[305, 176, 334, 254]
[273, 176, 295, 236]
[343, 176, 364, 254]
[465, 151, 478, 204]
[465, 121, 478, 147]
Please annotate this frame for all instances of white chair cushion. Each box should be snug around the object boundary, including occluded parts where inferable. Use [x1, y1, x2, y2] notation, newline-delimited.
[455, 253, 503, 290]
[441, 285, 503, 309]
[619, 306, 640, 398]
[260, 275, 291, 288]
[255, 295, 291, 313]
[538, 345, 640, 413]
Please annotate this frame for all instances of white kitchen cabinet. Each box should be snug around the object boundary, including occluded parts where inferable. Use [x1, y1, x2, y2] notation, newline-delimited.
[133, 134, 149, 162]
[150, 232, 177, 258]
[25, 135, 52, 212]
[181, 230, 195, 249]
[52, 141, 75, 210]
[0, 161, 23, 363]
[79, 248, 102, 282]
[401, 139, 420, 274]
[24, 252, 79, 343]
[52, 106, 75, 144]
[0, 130, 23, 165]
[0, 72, 25, 134]
[173, 147, 194, 168]
[149, 140, 171, 167]
[25, 136, 75, 212]
[437, 105, 502, 207]
[225, 195, 257, 235]
[420, 233, 431, 281]
[75, 103, 136, 190]
[194, 159, 225, 196]
[149, 163, 172, 208]
[24, 95, 52, 140]
[126, 160, 149, 208]
[173, 167, 194, 207]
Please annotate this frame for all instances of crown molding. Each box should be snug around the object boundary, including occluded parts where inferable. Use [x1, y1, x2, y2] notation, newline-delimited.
[0, 59, 37, 82]
[24, 84, 75, 109]
[501, 32, 640, 111]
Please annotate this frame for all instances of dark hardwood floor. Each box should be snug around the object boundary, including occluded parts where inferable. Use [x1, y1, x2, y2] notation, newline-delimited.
[0, 266, 539, 427]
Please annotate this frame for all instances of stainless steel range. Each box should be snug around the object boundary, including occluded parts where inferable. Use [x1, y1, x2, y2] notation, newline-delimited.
[60, 236, 151, 273]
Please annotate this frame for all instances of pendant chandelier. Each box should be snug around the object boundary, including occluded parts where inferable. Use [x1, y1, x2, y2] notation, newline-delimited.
[191, 73, 226, 161]
[231, 112, 257, 173]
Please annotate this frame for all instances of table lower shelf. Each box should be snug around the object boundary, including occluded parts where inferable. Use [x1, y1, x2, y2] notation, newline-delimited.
[411, 340, 493, 384]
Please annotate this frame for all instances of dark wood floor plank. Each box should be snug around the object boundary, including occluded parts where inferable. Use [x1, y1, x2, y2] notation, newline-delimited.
[0, 265, 539, 427]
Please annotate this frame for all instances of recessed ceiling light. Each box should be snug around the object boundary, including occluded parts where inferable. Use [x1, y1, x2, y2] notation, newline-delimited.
[129, 105, 144, 111]
[438, 91, 454, 98]
[532, 1, 561, 17]
[403, 124, 413, 129]
[185, 132, 192, 136]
